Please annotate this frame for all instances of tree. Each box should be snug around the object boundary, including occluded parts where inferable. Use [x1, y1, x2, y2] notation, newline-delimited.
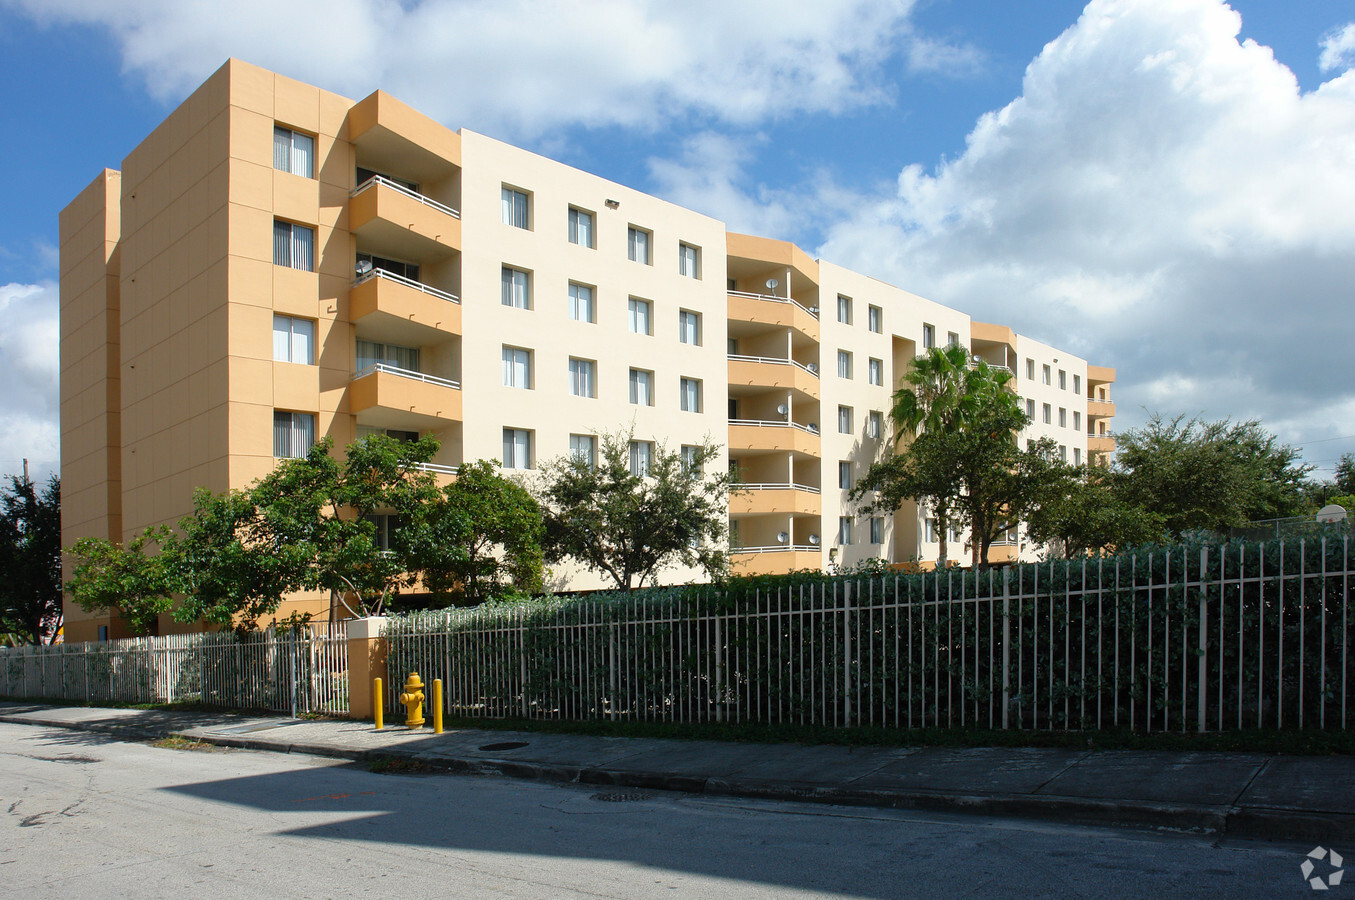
[1023, 462, 1166, 558]
[1336, 454, 1355, 496]
[68, 526, 179, 635]
[403, 459, 545, 604]
[0, 474, 62, 644]
[537, 433, 732, 590]
[1111, 414, 1313, 537]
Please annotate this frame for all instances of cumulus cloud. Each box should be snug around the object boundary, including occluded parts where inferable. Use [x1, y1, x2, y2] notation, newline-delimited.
[1320, 22, 1355, 72]
[2, 0, 975, 139]
[0, 282, 60, 479]
[816, 0, 1355, 473]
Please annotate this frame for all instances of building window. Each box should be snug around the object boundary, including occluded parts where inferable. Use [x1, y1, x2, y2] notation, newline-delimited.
[1059, 444, 1068, 462]
[501, 266, 530, 308]
[272, 315, 314, 364]
[1074, 447, 1083, 465]
[357, 426, 418, 444]
[627, 226, 651, 264]
[1059, 408, 1067, 428]
[1073, 411, 1082, 432]
[361, 513, 403, 551]
[273, 126, 314, 178]
[273, 220, 314, 272]
[679, 377, 702, 412]
[629, 368, 653, 406]
[949, 524, 963, 543]
[357, 252, 418, 282]
[1026, 398, 1035, 418]
[568, 282, 594, 322]
[838, 405, 853, 434]
[1026, 358, 1035, 381]
[680, 444, 702, 474]
[678, 309, 701, 345]
[502, 346, 532, 389]
[273, 411, 316, 458]
[868, 410, 883, 439]
[570, 434, 596, 467]
[678, 243, 700, 278]
[628, 297, 652, 335]
[947, 331, 960, 348]
[868, 358, 883, 386]
[356, 339, 418, 373]
[629, 440, 654, 476]
[1043, 364, 1051, 385]
[1074, 374, 1082, 395]
[568, 207, 594, 247]
[925, 517, 938, 543]
[868, 305, 882, 333]
[1043, 403, 1052, 425]
[501, 186, 529, 229]
[922, 323, 935, 349]
[870, 517, 884, 545]
[837, 350, 853, 379]
[568, 357, 595, 397]
[1059, 369, 1067, 390]
[837, 295, 852, 324]
[503, 428, 533, 469]
[838, 516, 854, 545]
[839, 461, 852, 489]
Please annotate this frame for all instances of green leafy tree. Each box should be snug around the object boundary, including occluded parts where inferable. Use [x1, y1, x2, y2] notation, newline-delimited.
[1336, 454, 1355, 496]
[1022, 461, 1166, 558]
[1111, 414, 1313, 537]
[537, 433, 732, 590]
[0, 474, 63, 644]
[67, 526, 179, 635]
[403, 459, 545, 604]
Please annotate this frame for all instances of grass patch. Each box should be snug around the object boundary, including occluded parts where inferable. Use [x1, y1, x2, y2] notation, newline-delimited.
[435, 715, 1355, 756]
[152, 735, 216, 751]
[369, 755, 440, 775]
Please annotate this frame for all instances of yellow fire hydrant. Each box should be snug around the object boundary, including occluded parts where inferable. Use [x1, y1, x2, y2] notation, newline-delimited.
[399, 673, 425, 729]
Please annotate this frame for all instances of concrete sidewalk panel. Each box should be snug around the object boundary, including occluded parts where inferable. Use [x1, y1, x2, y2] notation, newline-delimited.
[1038, 751, 1268, 806]
[850, 747, 1086, 794]
[1235, 756, 1355, 813]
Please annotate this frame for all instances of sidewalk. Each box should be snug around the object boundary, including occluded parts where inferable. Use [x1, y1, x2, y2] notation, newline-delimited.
[2, 701, 1351, 844]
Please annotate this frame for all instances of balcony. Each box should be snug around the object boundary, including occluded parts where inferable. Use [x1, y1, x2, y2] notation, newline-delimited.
[350, 268, 461, 344]
[1088, 433, 1116, 455]
[730, 546, 824, 576]
[729, 483, 822, 517]
[350, 175, 460, 261]
[727, 354, 820, 401]
[1087, 397, 1115, 419]
[349, 363, 462, 430]
[728, 419, 821, 457]
[727, 291, 820, 343]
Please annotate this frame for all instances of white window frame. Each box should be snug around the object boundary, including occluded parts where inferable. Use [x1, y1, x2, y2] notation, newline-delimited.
[1059, 407, 1067, 428]
[629, 440, 654, 476]
[273, 411, 316, 458]
[678, 309, 701, 345]
[679, 377, 702, 413]
[870, 517, 883, 545]
[838, 516, 854, 546]
[678, 242, 700, 278]
[502, 428, 533, 469]
[838, 405, 852, 434]
[837, 350, 852, 379]
[273, 220, 314, 272]
[868, 410, 883, 439]
[922, 323, 935, 349]
[273, 126, 314, 178]
[627, 226, 651, 264]
[501, 266, 530, 309]
[1026, 358, 1035, 381]
[839, 461, 852, 490]
[1073, 411, 1082, 432]
[628, 297, 652, 335]
[868, 357, 883, 386]
[568, 206, 594, 248]
[1043, 364, 1052, 385]
[570, 434, 597, 467]
[502, 346, 532, 389]
[680, 444, 702, 474]
[837, 295, 851, 324]
[868, 305, 882, 334]
[568, 282, 594, 323]
[272, 315, 315, 364]
[628, 368, 654, 406]
[1059, 369, 1067, 390]
[501, 186, 530, 229]
[1074, 374, 1082, 395]
[568, 357, 595, 398]
[1043, 403, 1052, 425]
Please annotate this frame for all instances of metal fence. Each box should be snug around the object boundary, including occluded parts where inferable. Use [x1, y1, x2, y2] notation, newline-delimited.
[385, 537, 1353, 733]
[0, 625, 349, 716]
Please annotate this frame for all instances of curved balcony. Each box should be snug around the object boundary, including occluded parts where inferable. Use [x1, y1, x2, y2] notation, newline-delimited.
[728, 419, 821, 457]
[727, 354, 819, 402]
[350, 175, 460, 261]
[727, 291, 820, 343]
[1088, 433, 1116, 455]
[730, 546, 823, 576]
[729, 483, 822, 517]
[350, 269, 460, 344]
[349, 363, 462, 430]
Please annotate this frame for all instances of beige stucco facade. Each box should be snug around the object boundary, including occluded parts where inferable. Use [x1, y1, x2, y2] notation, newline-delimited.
[59, 59, 1115, 641]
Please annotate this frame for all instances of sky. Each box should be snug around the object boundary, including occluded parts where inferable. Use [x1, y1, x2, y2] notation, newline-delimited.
[1, 0, 1352, 488]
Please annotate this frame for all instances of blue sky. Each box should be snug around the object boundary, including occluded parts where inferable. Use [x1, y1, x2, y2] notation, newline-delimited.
[1, 0, 1353, 487]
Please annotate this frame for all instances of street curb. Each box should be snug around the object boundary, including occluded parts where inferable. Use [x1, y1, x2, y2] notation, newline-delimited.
[4, 711, 1351, 843]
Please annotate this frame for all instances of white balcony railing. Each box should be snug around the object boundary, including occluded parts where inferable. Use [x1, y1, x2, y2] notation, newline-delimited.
[733, 544, 822, 554]
[415, 462, 459, 475]
[354, 267, 460, 303]
[352, 174, 461, 219]
[353, 363, 461, 390]
[727, 289, 820, 320]
[734, 482, 821, 494]
[729, 418, 820, 435]
[728, 354, 819, 378]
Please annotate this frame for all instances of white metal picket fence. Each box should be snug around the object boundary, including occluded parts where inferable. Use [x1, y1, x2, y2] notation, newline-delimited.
[0, 625, 349, 717]
[385, 537, 1353, 733]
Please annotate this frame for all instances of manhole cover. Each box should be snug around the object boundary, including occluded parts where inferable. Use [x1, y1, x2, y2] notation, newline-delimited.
[477, 741, 529, 751]
[591, 790, 652, 803]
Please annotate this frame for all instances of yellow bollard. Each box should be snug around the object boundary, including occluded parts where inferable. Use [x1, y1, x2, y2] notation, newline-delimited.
[399, 672, 425, 729]
[373, 677, 383, 730]
[433, 679, 443, 734]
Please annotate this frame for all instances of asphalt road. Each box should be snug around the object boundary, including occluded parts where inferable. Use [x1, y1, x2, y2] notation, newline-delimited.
[0, 721, 1334, 898]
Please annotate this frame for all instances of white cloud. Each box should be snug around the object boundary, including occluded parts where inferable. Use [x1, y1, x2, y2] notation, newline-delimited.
[1320, 22, 1355, 73]
[0, 282, 60, 479]
[816, 0, 1355, 469]
[2, 0, 977, 139]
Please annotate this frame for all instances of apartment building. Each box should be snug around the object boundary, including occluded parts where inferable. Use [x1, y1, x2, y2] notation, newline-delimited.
[59, 60, 1114, 641]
